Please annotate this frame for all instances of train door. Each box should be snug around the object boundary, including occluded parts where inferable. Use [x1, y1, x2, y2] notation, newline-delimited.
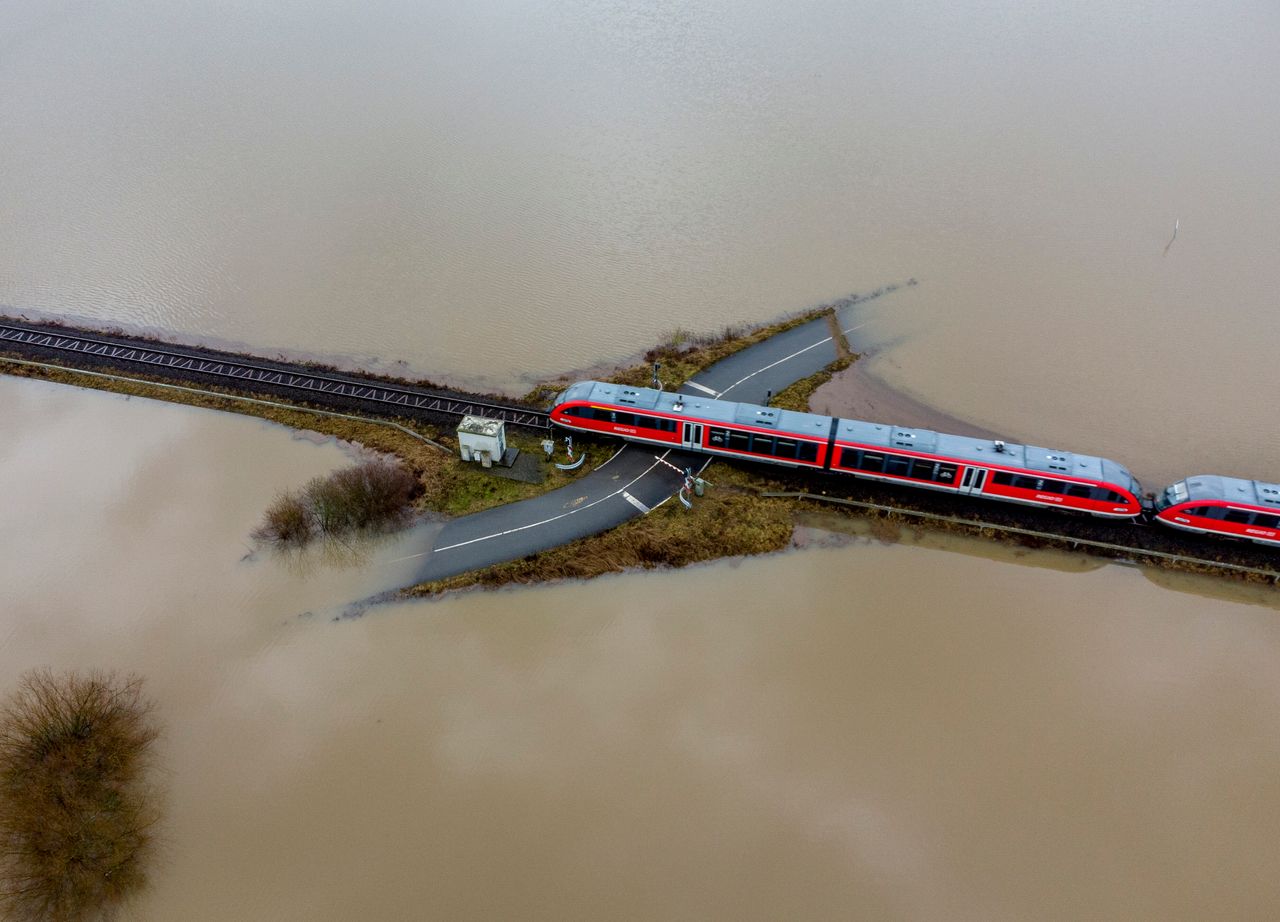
[681, 423, 703, 450]
[960, 466, 988, 495]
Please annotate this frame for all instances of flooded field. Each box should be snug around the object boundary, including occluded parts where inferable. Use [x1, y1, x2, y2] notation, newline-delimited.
[3, 0, 1280, 917]
[3, 378, 1280, 920]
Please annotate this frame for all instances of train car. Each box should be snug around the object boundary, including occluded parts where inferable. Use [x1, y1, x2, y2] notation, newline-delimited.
[550, 380, 835, 468]
[1153, 475, 1280, 547]
[828, 421, 1143, 518]
[550, 380, 1144, 518]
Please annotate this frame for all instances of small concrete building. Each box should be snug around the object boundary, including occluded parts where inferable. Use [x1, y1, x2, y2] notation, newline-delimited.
[456, 415, 508, 468]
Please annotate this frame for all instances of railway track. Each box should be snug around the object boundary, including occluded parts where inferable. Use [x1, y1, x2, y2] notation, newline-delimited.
[768, 490, 1280, 583]
[0, 321, 550, 430]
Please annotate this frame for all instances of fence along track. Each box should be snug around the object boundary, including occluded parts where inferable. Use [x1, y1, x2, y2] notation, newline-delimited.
[0, 322, 550, 429]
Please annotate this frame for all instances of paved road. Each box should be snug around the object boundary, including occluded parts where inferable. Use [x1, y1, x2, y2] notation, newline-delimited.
[415, 445, 700, 581]
[678, 313, 841, 404]
[409, 306, 868, 584]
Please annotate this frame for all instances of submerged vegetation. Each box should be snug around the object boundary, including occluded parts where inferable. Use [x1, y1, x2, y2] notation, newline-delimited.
[0, 670, 161, 922]
[254, 457, 419, 547]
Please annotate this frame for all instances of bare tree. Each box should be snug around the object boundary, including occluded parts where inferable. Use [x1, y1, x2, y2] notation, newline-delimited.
[0, 670, 161, 922]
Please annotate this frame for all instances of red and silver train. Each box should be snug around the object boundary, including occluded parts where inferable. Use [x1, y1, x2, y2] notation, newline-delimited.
[1153, 476, 1280, 547]
[550, 380, 1279, 549]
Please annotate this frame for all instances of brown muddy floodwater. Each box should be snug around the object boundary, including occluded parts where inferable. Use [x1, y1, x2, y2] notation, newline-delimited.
[5, 377, 1280, 921]
[3, 0, 1280, 918]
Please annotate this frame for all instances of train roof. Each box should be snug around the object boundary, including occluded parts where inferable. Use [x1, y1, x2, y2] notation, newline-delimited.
[564, 380, 834, 439]
[833, 418, 1137, 488]
[560, 380, 1141, 491]
[1177, 474, 1280, 507]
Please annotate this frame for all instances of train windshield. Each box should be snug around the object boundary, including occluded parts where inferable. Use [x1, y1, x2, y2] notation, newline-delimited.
[1156, 481, 1188, 511]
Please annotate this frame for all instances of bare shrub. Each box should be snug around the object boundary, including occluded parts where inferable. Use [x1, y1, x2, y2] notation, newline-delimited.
[0, 670, 161, 922]
[252, 490, 314, 546]
[256, 458, 419, 547]
[325, 459, 417, 531]
[303, 474, 347, 535]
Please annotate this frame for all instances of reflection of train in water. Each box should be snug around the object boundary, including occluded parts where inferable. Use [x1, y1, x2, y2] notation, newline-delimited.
[550, 380, 1279, 549]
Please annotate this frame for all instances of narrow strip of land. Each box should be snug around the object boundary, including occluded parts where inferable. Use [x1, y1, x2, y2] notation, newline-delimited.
[403, 315, 858, 583]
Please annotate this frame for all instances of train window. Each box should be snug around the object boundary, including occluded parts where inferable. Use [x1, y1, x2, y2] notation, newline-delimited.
[727, 430, 751, 451]
[797, 442, 819, 463]
[908, 458, 936, 480]
[859, 453, 885, 473]
[708, 428, 728, 446]
[935, 463, 957, 483]
[630, 414, 673, 432]
[1038, 479, 1066, 494]
[748, 435, 774, 455]
[774, 438, 797, 459]
[1011, 475, 1038, 490]
[884, 455, 912, 476]
[1224, 509, 1254, 525]
[991, 471, 1013, 487]
[1253, 514, 1280, 530]
[1065, 484, 1091, 498]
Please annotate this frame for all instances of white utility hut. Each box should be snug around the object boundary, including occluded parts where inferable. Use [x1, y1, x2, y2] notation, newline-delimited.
[456, 415, 507, 468]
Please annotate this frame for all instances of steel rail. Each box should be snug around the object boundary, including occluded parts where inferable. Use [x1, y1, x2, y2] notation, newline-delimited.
[0, 322, 550, 429]
[764, 490, 1280, 582]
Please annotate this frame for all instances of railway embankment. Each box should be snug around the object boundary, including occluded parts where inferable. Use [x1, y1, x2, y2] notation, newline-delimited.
[3, 298, 1277, 597]
[0, 301, 841, 537]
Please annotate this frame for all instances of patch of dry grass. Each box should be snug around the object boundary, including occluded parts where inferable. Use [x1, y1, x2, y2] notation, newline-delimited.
[521, 307, 834, 406]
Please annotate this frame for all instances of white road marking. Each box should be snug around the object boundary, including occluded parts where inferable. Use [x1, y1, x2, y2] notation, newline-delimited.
[429, 450, 676, 554]
[622, 491, 651, 514]
[685, 380, 719, 396]
[715, 313, 883, 399]
[719, 334, 834, 397]
[595, 443, 627, 469]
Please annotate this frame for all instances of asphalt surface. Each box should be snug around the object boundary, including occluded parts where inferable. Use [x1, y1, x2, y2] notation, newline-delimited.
[414, 445, 701, 581]
[677, 313, 841, 404]
[410, 312, 856, 584]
